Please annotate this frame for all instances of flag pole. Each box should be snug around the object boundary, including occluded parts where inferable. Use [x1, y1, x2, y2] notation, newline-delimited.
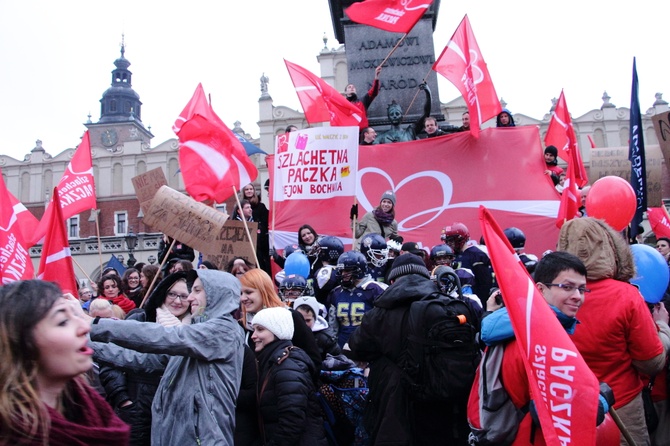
[378, 33, 409, 68]
[232, 185, 260, 268]
[139, 237, 177, 309]
[608, 406, 637, 446]
[94, 210, 103, 275]
[351, 197, 358, 247]
[71, 256, 95, 285]
[404, 67, 434, 120]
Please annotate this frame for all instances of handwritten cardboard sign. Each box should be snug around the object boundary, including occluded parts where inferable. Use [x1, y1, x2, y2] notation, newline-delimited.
[203, 220, 258, 269]
[131, 168, 168, 212]
[588, 144, 664, 206]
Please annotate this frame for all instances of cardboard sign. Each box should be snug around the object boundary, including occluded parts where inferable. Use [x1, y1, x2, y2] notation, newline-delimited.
[203, 219, 258, 270]
[131, 168, 168, 212]
[652, 112, 670, 167]
[588, 144, 664, 206]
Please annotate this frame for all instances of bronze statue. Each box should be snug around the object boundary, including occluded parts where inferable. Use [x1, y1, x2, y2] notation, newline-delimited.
[375, 83, 432, 144]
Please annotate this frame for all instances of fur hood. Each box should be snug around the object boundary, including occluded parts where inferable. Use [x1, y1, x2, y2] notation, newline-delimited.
[557, 217, 636, 282]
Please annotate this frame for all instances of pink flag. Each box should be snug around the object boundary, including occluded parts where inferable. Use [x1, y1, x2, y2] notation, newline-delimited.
[544, 91, 588, 187]
[32, 131, 97, 245]
[38, 188, 78, 294]
[433, 15, 501, 138]
[479, 206, 599, 445]
[178, 114, 258, 203]
[345, 0, 433, 34]
[0, 169, 34, 284]
[648, 207, 670, 239]
[285, 59, 364, 128]
[556, 145, 582, 228]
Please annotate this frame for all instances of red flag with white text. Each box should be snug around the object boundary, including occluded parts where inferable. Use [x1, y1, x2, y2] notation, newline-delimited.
[285, 60, 364, 128]
[433, 15, 501, 138]
[38, 188, 78, 294]
[0, 170, 34, 284]
[172, 83, 227, 134]
[544, 91, 588, 187]
[178, 114, 257, 203]
[556, 145, 581, 228]
[345, 0, 433, 34]
[7, 188, 39, 244]
[648, 207, 670, 239]
[480, 206, 599, 445]
[31, 131, 96, 245]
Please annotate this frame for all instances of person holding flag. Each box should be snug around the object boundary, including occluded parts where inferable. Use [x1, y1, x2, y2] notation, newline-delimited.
[345, 65, 382, 130]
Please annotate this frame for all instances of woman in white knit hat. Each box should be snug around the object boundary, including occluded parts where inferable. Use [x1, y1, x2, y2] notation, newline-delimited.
[251, 307, 328, 446]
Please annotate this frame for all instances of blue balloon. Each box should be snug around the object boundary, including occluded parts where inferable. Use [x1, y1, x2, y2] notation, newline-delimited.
[630, 244, 669, 304]
[284, 252, 310, 278]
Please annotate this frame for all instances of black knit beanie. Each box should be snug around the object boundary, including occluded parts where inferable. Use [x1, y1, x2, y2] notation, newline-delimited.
[387, 253, 431, 282]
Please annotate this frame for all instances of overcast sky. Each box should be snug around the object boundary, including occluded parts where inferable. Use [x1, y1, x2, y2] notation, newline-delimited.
[1, 1, 667, 160]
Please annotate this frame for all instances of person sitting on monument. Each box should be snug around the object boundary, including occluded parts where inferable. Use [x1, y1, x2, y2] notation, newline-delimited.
[418, 116, 447, 139]
[345, 65, 382, 130]
[375, 82, 432, 144]
[360, 127, 377, 145]
[457, 111, 470, 132]
[496, 109, 516, 127]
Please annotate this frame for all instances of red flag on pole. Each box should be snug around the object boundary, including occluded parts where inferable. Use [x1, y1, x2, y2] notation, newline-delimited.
[284, 59, 364, 128]
[32, 131, 97, 245]
[7, 188, 39, 244]
[556, 145, 582, 228]
[433, 15, 501, 139]
[173, 83, 227, 134]
[0, 170, 34, 284]
[178, 114, 258, 203]
[345, 0, 433, 34]
[648, 206, 670, 239]
[479, 206, 599, 445]
[544, 91, 588, 187]
[37, 188, 78, 294]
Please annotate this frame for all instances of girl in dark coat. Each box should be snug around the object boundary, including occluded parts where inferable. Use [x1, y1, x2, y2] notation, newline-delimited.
[251, 307, 328, 446]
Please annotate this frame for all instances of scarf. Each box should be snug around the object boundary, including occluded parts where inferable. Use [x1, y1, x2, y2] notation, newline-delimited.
[373, 207, 394, 226]
[47, 380, 130, 445]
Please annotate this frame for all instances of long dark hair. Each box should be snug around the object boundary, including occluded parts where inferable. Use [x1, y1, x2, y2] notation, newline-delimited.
[298, 224, 318, 248]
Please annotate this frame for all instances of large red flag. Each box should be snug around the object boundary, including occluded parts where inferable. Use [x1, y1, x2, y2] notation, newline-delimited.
[0, 169, 34, 284]
[433, 15, 501, 138]
[284, 60, 364, 128]
[544, 91, 588, 187]
[345, 0, 433, 34]
[555, 145, 581, 228]
[38, 188, 78, 294]
[172, 83, 227, 134]
[479, 206, 599, 445]
[7, 189, 39, 244]
[178, 114, 257, 203]
[648, 206, 670, 239]
[31, 131, 96, 245]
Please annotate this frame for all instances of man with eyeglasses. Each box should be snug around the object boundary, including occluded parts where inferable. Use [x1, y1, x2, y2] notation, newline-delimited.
[558, 217, 667, 446]
[473, 251, 620, 444]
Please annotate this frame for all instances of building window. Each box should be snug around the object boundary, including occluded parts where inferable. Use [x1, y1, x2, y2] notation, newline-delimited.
[68, 216, 80, 239]
[110, 100, 117, 112]
[115, 212, 127, 236]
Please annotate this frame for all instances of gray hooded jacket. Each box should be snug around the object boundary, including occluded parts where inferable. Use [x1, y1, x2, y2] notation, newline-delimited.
[91, 269, 244, 445]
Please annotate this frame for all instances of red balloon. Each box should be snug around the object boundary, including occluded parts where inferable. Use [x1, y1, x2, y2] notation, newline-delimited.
[585, 176, 636, 231]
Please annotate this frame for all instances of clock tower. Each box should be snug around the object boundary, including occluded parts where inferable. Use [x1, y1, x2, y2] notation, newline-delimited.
[86, 38, 153, 152]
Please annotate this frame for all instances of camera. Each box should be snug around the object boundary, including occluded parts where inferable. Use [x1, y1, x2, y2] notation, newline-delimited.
[490, 287, 504, 306]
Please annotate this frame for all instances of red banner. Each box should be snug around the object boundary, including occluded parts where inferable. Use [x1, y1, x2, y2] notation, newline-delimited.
[270, 127, 560, 255]
[480, 206, 599, 445]
[38, 188, 78, 294]
[345, 0, 433, 34]
[32, 131, 96, 245]
[0, 169, 34, 284]
[433, 15, 501, 138]
[648, 206, 670, 239]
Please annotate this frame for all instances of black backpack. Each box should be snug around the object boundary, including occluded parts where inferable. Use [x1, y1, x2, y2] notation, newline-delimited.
[400, 291, 481, 402]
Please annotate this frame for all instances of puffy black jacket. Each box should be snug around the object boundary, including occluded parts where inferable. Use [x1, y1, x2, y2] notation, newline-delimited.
[256, 340, 328, 446]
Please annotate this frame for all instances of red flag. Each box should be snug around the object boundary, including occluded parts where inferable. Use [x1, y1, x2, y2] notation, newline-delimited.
[172, 83, 227, 134]
[38, 188, 78, 294]
[7, 189, 39, 244]
[587, 135, 596, 149]
[0, 169, 34, 284]
[648, 206, 670, 239]
[544, 91, 588, 187]
[479, 206, 599, 446]
[284, 59, 364, 128]
[32, 131, 96, 245]
[433, 15, 501, 139]
[345, 0, 433, 34]
[556, 145, 581, 228]
[178, 114, 258, 203]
